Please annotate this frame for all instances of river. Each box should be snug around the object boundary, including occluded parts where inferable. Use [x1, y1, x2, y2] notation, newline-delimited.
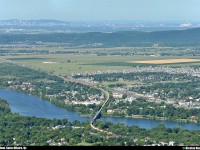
[1, 89, 200, 130]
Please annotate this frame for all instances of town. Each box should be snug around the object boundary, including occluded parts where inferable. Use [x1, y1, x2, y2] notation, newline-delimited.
[73, 66, 200, 108]
[3, 63, 200, 125]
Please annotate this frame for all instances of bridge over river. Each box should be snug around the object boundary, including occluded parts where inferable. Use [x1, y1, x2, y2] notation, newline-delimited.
[89, 86, 113, 135]
[63, 77, 112, 134]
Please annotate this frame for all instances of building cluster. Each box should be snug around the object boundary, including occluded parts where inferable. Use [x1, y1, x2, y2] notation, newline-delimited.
[9, 81, 35, 92]
[144, 140, 177, 146]
[73, 66, 200, 111]
[73, 66, 200, 78]
[110, 86, 200, 110]
[7, 80, 103, 106]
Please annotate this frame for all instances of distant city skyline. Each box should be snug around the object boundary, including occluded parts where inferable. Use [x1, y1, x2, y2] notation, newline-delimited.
[0, 0, 200, 21]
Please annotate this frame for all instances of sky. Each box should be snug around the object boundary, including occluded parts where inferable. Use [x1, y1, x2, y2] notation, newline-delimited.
[0, 0, 200, 21]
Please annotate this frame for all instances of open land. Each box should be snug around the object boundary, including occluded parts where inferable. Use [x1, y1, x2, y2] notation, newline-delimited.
[1, 23, 200, 146]
[3, 53, 200, 75]
[131, 58, 200, 64]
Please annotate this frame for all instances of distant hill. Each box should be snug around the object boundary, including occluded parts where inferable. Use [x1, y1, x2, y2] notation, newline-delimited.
[0, 28, 200, 47]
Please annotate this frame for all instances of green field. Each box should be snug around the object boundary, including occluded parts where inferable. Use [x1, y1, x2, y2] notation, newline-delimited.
[76, 142, 101, 146]
[2, 54, 200, 76]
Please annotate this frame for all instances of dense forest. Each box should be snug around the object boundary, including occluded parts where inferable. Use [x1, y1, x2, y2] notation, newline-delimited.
[0, 28, 200, 47]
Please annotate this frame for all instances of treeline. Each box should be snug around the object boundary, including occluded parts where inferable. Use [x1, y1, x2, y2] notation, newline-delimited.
[1, 98, 200, 146]
[1, 28, 200, 47]
[0, 50, 79, 56]
[93, 120, 200, 146]
[0, 63, 63, 83]
[0, 98, 11, 114]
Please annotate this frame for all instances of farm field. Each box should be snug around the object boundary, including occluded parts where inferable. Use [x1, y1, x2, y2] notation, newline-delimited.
[2, 54, 200, 75]
[131, 58, 200, 64]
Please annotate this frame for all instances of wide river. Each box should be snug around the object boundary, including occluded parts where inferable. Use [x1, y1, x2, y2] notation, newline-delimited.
[1, 89, 200, 130]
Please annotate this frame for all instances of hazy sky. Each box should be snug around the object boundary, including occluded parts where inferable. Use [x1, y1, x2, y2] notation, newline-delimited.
[0, 0, 200, 21]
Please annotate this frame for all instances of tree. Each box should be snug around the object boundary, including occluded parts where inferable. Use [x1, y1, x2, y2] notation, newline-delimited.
[122, 94, 127, 99]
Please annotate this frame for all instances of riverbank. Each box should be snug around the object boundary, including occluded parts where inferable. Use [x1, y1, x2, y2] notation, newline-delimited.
[1, 87, 199, 126]
[102, 113, 199, 125]
[1, 89, 200, 130]
[79, 110, 198, 125]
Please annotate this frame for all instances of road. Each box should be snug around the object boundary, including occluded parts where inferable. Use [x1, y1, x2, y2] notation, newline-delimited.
[63, 77, 113, 135]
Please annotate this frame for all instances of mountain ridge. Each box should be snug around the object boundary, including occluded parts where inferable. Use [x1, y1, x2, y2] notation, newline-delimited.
[0, 27, 200, 47]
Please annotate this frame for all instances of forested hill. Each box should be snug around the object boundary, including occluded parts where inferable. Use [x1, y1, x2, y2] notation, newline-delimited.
[1, 27, 200, 47]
